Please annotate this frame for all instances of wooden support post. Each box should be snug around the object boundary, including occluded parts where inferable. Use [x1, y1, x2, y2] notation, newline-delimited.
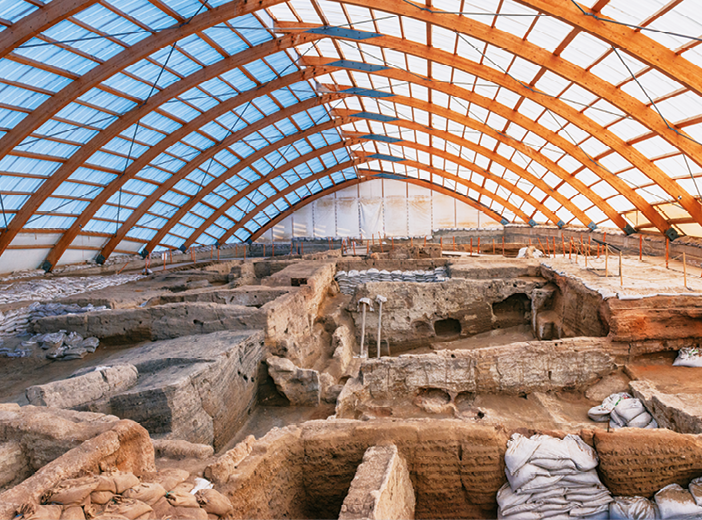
[440, 237, 443, 249]
[502, 236, 505, 257]
[380, 239, 383, 253]
[605, 245, 609, 277]
[684, 252, 688, 288]
[453, 236, 456, 251]
[272, 242, 275, 257]
[597, 244, 600, 259]
[477, 237, 480, 255]
[411, 237, 413, 247]
[493, 239, 496, 255]
[353, 241, 356, 256]
[263, 244, 266, 257]
[666, 238, 669, 269]
[529, 238, 532, 247]
[639, 235, 642, 261]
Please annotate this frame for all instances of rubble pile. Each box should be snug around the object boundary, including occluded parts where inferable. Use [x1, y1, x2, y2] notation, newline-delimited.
[0, 273, 142, 306]
[22, 331, 100, 360]
[0, 303, 107, 338]
[17, 469, 232, 520]
[335, 267, 448, 294]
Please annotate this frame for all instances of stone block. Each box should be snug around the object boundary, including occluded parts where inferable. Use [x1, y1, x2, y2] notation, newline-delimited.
[266, 356, 320, 407]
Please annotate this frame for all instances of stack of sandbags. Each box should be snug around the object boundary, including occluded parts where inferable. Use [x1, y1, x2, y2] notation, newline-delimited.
[0, 303, 107, 339]
[610, 477, 702, 519]
[334, 267, 449, 294]
[497, 433, 613, 519]
[30, 331, 100, 360]
[588, 393, 658, 429]
[673, 347, 702, 367]
[18, 469, 233, 520]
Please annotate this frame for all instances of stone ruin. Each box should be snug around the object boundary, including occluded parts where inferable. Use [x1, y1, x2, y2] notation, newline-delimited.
[1, 241, 702, 519]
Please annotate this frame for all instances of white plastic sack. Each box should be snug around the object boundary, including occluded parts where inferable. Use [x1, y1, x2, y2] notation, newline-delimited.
[588, 393, 632, 422]
[627, 411, 654, 429]
[609, 496, 658, 520]
[505, 434, 542, 475]
[615, 399, 647, 423]
[673, 347, 702, 368]
[690, 477, 702, 507]
[655, 483, 702, 519]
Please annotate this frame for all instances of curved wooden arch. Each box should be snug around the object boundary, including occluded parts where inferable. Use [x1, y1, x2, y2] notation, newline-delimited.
[0, 0, 99, 59]
[212, 156, 533, 246]
[135, 115, 593, 259]
[41, 93, 340, 269]
[0, 32, 327, 255]
[180, 141, 535, 250]
[247, 174, 511, 243]
[3, 0, 701, 244]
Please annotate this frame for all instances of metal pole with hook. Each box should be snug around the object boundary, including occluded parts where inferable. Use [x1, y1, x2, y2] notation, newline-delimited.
[375, 295, 387, 358]
[357, 297, 373, 358]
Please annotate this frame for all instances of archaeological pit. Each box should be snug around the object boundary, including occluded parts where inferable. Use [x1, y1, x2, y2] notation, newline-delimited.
[1, 228, 702, 520]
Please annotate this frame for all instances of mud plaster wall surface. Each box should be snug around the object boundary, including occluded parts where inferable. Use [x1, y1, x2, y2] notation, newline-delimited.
[349, 278, 547, 347]
[264, 261, 336, 367]
[338, 338, 617, 414]
[220, 419, 702, 520]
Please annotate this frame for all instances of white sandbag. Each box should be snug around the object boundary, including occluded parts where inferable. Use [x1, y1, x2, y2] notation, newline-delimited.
[610, 408, 626, 429]
[558, 469, 602, 487]
[505, 434, 542, 475]
[564, 435, 599, 471]
[589, 393, 633, 422]
[530, 458, 577, 472]
[654, 483, 702, 519]
[505, 463, 552, 491]
[690, 477, 702, 506]
[609, 496, 658, 520]
[497, 482, 530, 510]
[645, 418, 659, 429]
[627, 411, 654, 428]
[497, 510, 540, 520]
[570, 503, 610, 517]
[517, 474, 565, 493]
[673, 347, 702, 368]
[615, 399, 647, 423]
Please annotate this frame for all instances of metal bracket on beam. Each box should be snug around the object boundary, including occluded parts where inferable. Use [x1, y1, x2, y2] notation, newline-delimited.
[359, 134, 403, 143]
[367, 153, 405, 162]
[528, 219, 537, 227]
[500, 218, 510, 226]
[557, 220, 565, 229]
[340, 87, 395, 98]
[665, 227, 680, 241]
[326, 60, 389, 72]
[95, 254, 105, 265]
[351, 112, 399, 122]
[215, 241, 221, 249]
[139, 249, 149, 259]
[624, 224, 637, 235]
[588, 222, 597, 231]
[178, 245, 186, 253]
[305, 26, 383, 40]
[40, 260, 52, 272]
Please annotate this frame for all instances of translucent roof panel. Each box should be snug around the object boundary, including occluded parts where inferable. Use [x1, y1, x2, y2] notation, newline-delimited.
[3, 0, 702, 268]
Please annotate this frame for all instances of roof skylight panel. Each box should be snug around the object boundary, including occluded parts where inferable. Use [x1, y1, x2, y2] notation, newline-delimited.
[401, 16, 427, 45]
[0, 84, 48, 111]
[180, 130, 215, 152]
[432, 26, 457, 55]
[559, 32, 610, 70]
[525, 15, 573, 54]
[633, 135, 678, 157]
[100, 72, 160, 99]
[583, 99, 626, 126]
[591, 179, 621, 199]
[14, 45, 97, 77]
[0, 0, 37, 23]
[590, 52, 645, 86]
[78, 88, 136, 115]
[0, 59, 69, 93]
[636, 183, 671, 203]
[211, 148, 239, 168]
[28, 215, 77, 229]
[655, 91, 702, 122]
[607, 118, 649, 141]
[621, 69, 683, 106]
[20, 138, 78, 159]
[106, 0, 177, 29]
[494, 1, 535, 40]
[370, 10, 402, 39]
[74, 4, 145, 44]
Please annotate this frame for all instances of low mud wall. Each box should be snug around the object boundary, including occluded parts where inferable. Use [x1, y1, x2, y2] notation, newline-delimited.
[216, 419, 702, 519]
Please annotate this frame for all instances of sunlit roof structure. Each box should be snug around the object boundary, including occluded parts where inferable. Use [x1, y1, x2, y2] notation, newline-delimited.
[2, 0, 702, 271]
